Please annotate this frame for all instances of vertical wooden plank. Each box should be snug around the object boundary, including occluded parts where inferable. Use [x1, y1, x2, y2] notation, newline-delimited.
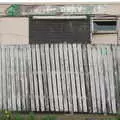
[13, 46, 18, 111]
[0, 47, 2, 109]
[27, 45, 35, 111]
[68, 44, 77, 112]
[54, 44, 63, 111]
[10, 46, 16, 111]
[6, 47, 11, 110]
[49, 44, 59, 112]
[40, 44, 49, 111]
[116, 46, 120, 112]
[77, 44, 87, 112]
[112, 46, 119, 112]
[72, 43, 82, 112]
[14, 46, 21, 111]
[97, 45, 107, 113]
[2, 46, 7, 110]
[22, 46, 29, 111]
[6, 47, 9, 110]
[116, 46, 120, 113]
[107, 46, 116, 113]
[92, 46, 101, 113]
[36, 44, 45, 111]
[59, 44, 68, 112]
[63, 43, 72, 113]
[19, 46, 26, 111]
[102, 46, 112, 113]
[87, 45, 97, 113]
[4, 47, 8, 110]
[44, 44, 54, 111]
[31, 45, 39, 111]
[82, 44, 92, 113]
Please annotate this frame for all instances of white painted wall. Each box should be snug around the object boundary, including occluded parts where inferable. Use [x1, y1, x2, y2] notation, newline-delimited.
[0, 17, 29, 45]
[92, 34, 118, 44]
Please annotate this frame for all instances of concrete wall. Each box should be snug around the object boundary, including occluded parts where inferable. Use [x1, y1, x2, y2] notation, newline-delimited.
[1, 4, 120, 45]
[0, 17, 29, 44]
[0, 16, 118, 45]
[0, 5, 10, 16]
[20, 4, 120, 16]
[92, 34, 118, 44]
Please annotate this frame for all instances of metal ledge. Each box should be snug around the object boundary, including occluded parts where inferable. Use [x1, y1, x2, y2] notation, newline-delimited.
[32, 16, 87, 19]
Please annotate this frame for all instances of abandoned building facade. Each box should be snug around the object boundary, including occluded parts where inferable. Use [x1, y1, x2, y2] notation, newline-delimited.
[0, 4, 120, 113]
[0, 3, 120, 44]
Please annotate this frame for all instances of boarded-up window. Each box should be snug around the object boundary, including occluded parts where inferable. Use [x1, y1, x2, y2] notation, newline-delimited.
[29, 19, 90, 44]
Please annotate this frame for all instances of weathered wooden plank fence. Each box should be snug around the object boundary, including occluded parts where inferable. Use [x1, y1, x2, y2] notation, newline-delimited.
[0, 44, 119, 114]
